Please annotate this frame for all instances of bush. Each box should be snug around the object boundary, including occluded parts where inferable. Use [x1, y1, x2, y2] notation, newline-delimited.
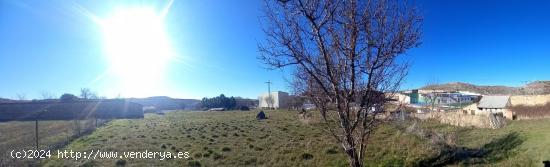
[200, 94, 237, 110]
[240, 106, 250, 111]
[115, 159, 126, 166]
[212, 152, 223, 160]
[301, 153, 314, 160]
[325, 148, 338, 154]
[60, 93, 79, 102]
[187, 161, 201, 167]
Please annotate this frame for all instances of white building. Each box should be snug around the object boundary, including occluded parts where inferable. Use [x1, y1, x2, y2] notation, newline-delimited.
[386, 93, 411, 105]
[422, 92, 479, 105]
[258, 91, 290, 109]
[462, 95, 514, 120]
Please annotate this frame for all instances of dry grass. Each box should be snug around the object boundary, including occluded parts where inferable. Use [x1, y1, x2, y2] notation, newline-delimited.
[41, 110, 435, 166]
[0, 119, 105, 166]
[413, 118, 550, 166]
[5, 109, 549, 166]
[510, 102, 550, 119]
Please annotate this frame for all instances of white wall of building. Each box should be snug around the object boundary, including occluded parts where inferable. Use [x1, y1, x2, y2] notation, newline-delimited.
[258, 91, 290, 109]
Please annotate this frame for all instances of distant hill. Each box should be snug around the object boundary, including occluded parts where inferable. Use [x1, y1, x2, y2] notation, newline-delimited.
[523, 81, 550, 94]
[0, 98, 34, 103]
[127, 96, 200, 110]
[0, 96, 201, 110]
[420, 81, 550, 95]
[0, 98, 16, 103]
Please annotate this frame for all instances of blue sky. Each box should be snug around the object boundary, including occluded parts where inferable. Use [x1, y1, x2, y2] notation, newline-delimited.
[406, 0, 550, 89]
[1, 0, 549, 99]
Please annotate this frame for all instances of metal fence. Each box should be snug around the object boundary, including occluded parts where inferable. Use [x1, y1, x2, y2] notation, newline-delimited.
[0, 118, 110, 166]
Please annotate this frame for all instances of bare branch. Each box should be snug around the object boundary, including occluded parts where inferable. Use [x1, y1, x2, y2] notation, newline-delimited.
[258, 0, 421, 166]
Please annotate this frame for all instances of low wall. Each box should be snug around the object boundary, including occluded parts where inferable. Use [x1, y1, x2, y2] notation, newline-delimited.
[510, 94, 550, 106]
[411, 111, 505, 129]
[516, 115, 550, 120]
[0, 100, 143, 122]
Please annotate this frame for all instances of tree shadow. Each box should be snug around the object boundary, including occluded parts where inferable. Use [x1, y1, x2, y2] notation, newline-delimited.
[418, 132, 523, 166]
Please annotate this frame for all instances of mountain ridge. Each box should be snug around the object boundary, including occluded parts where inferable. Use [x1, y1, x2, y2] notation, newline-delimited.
[420, 81, 550, 95]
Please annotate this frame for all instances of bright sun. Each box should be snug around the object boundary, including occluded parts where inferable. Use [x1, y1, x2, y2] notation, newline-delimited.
[99, 5, 174, 97]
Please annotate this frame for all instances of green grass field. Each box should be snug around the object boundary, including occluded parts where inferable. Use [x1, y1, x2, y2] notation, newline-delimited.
[411, 119, 550, 166]
[33, 110, 550, 166]
[0, 119, 100, 166]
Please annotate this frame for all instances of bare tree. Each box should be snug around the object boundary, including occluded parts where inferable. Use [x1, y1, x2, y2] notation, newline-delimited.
[81, 88, 99, 99]
[258, 0, 421, 166]
[260, 95, 275, 109]
[289, 95, 306, 110]
[80, 88, 92, 99]
[89, 93, 99, 99]
[40, 91, 56, 100]
[15, 93, 26, 100]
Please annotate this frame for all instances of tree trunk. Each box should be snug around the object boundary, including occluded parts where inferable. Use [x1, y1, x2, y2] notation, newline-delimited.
[345, 147, 361, 167]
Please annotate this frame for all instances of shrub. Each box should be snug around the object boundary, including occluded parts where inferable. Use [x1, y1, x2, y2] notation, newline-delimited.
[187, 161, 201, 167]
[326, 148, 338, 154]
[301, 153, 314, 160]
[212, 153, 223, 160]
[60, 93, 79, 102]
[240, 106, 250, 111]
[115, 159, 126, 166]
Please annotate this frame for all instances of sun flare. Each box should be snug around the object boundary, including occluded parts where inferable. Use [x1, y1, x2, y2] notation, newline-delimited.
[99, 4, 174, 97]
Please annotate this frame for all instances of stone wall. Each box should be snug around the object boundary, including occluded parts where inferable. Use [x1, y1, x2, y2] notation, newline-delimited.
[411, 111, 505, 129]
[510, 94, 550, 106]
[515, 115, 550, 120]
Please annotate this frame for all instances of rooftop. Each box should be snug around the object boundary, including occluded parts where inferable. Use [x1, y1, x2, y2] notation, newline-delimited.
[478, 95, 510, 108]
